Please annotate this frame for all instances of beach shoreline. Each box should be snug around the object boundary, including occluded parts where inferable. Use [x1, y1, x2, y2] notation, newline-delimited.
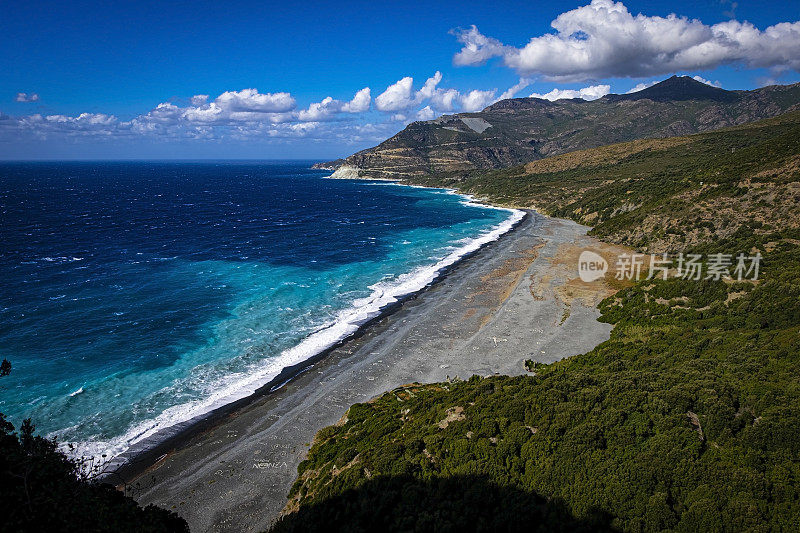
[98, 196, 526, 486]
[122, 205, 629, 532]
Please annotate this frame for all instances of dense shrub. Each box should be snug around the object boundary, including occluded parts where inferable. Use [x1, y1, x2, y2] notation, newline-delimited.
[0, 364, 188, 532]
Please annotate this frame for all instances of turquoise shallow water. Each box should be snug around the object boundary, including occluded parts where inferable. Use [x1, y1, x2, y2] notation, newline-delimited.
[0, 161, 520, 462]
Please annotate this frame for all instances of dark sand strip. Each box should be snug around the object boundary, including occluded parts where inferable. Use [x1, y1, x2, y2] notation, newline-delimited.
[127, 212, 622, 532]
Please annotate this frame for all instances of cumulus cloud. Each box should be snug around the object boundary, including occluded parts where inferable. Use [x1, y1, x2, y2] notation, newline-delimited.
[298, 96, 340, 121]
[498, 78, 532, 100]
[139, 89, 301, 128]
[45, 113, 117, 126]
[181, 103, 225, 123]
[297, 87, 372, 120]
[375, 77, 415, 111]
[416, 106, 436, 121]
[214, 89, 295, 113]
[452, 26, 506, 67]
[418, 71, 443, 100]
[2, 65, 679, 147]
[190, 94, 209, 106]
[430, 87, 460, 111]
[692, 75, 722, 87]
[131, 103, 182, 126]
[15, 92, 40, 103]
[530, 84, 611, 101]
[452, 0, 800, 81]
[374, 72, 534, 116]
[626, 80, 658, 93]
[4, 83, 375, 145]
[341, 87, 371, 113]
[422, 72, 476, 112]
[460, 89, 497, 112]
[375, 72, 466, 113]
[417, 72, 463, 111]
[4, 113, 120, 140]
[141, 88, 305, 127]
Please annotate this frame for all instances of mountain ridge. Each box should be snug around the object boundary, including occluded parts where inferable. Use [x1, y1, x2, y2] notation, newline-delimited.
[315, 76, 800, 179]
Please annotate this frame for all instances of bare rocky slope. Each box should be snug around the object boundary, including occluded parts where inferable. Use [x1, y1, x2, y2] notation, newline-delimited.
[314, 76, 800, 180]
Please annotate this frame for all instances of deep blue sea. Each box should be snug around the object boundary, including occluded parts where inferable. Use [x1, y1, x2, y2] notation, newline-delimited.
[0, 161, 520, 462]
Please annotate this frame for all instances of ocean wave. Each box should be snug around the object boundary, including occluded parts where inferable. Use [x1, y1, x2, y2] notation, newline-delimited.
[66, 196, 525, 470]
[34, 256, 85, 264]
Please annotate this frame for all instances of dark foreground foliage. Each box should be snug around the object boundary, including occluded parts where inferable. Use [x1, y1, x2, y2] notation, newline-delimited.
[271, 475, 614, 533]
[0, 371, 188, 532]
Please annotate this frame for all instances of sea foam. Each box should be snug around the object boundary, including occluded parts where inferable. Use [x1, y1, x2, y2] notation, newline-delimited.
[68, 192, 524, 470]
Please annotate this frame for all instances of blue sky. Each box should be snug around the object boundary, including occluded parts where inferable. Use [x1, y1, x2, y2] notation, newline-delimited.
[2, 0, 799, 159]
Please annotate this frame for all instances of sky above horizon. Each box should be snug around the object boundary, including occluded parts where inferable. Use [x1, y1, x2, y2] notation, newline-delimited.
[2, 0, 799, 160]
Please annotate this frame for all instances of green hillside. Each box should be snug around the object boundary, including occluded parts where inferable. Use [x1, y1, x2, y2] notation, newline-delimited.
[273, 112, 800, 532]
[416, 110, 800, 252]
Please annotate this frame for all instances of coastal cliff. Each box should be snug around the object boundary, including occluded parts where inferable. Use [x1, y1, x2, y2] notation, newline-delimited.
[314, 76, 800, 180]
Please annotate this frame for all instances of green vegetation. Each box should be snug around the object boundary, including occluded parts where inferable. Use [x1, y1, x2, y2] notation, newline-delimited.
[0, 360, 188, 532]
[275, 111, 800, 531]
[415, 110, 800, 253]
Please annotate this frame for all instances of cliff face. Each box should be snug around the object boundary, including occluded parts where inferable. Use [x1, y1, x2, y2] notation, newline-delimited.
[314, 76, 800, 180]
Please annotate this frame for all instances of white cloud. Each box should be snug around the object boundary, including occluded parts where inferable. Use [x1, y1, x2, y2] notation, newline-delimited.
[214, 89, 295, 113]
[430, 88, 460, 111]
[452, 25, 506, 67]
[5, 112, 120, 138]
[418, 71, 443, 99]
[374, 72, 532, 115]
[530, 84, 611, 101]
[375, 72, 471, 113]
[6, 83, 372, 143]
[15, 92, 40, 103]
[139, 88, 302, 127]
[452, 0, 800, 81]
[297, 87, 373, 120]
[190, 94, 209, 106]
[498, 78, 532, 100]
[460, 89, 497, 112]
[375, 77, 415, 111]
[341, 87, 371, 113]
[416, 106, 436, 121]
[692, 75, 722, 87]
[298, 96, 340, 121]
[419, 72, 462, 111]
[45, 113, 117, 126]
[3, 75, 608, 145]
[182, 102, 225, 123]
[626, 80, 658, 93]
[9, 62, 736, 147]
